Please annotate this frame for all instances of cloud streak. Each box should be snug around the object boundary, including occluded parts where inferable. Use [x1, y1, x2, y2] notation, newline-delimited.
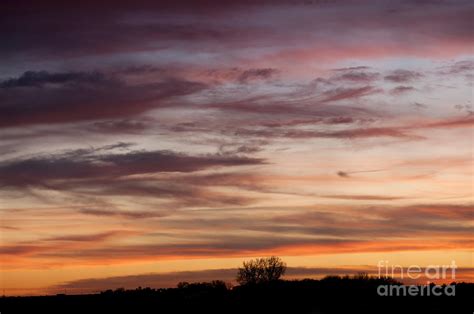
[0, 71, 207, 128]
[0, 145, 265, 187]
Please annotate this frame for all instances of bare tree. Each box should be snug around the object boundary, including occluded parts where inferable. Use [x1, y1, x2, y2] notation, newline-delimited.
[237, 256, 287, 285]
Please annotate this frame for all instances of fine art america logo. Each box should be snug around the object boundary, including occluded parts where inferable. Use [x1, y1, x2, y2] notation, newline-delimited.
[376, 260, 457, 296]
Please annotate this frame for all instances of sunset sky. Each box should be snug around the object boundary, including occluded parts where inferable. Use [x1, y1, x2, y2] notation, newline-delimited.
[0, 0, 473, 295]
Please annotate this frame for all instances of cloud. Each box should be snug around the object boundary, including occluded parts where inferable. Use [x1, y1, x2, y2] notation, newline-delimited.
[438, 60, 474, 75]
[0, 230, 137, 258]
[23, 237, 364, 262]
[80, 179, 259, 208]
[332, 71, 380, 83]
[261, 117, 359, 128]
[44, 231, 129, 242]
[336, 169, 386, 178]
[337, 171, 350, 178]
[0, 71, 106, 88]
[385, 204, 474, 221]
[413, 102, 428, 109]
[0, 71, 207, 128]
[0, 3, 245, 60]
[0, 245, 41, 256]
[390, 86, 416, 95]
[0, 145, 265, 187]
[237, 68, 278, 83]
[200, 67, 279, 84]
[332, 66, 371, 72]
[321, 194, 404, 201]
[78, 208, 168, 219]
[235, 126, 416, 140]
[205, 89, 378, 117]
[384, 70, 423, 83]
[0, 144, 266, 210]
[2, 0, 472, 64]
[8, 234, 468, 267]
[229, 114, 473, 141]
[315, 127, 413, 139]
[321, 86, 378, 102]
[90, 119, 152, 134]
[2, 202, 471, 270]
[420, 116, 474, 129]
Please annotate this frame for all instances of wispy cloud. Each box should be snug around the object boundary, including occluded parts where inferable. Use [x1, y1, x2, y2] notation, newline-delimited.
[0, 71, 207, 128]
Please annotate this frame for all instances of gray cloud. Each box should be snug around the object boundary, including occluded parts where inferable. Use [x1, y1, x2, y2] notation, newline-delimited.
[0, 71, 106, 88]
[238, 68, 278, 83]
[332, 71, 380, 83]
[438, 60, 474, 75]
[384, 70, 423, 83]
[0, 71, 207, 128]
[0, 145, 265, 187]
[390, 86, 416, 95]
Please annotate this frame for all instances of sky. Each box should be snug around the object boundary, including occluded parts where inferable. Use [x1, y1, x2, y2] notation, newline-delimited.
[0, 0, 473, 295]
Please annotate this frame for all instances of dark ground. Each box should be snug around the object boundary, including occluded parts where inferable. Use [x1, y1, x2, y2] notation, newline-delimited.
[1, 277, 472, 313]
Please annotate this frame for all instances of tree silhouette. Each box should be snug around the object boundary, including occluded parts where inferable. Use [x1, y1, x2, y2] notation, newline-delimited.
[236, 256, 287, 285]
